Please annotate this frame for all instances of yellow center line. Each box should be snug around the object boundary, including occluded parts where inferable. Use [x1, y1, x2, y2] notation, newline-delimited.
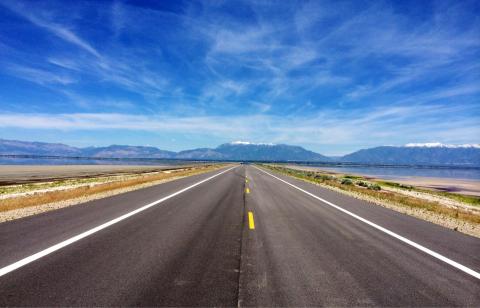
[248, 211, 255, 230]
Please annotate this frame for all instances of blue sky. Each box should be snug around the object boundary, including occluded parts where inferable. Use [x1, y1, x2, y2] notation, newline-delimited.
[0, 0, 479, 155]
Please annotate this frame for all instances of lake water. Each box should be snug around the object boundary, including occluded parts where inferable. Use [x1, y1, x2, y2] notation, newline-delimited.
[2, 156, 479, 181]
[0, 156, 196, 166]
[299, 165, 480, 181]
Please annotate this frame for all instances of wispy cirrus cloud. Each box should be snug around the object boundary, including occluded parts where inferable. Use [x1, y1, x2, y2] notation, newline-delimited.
[0, 0, 172, 108]
[0, 0, 478, 152]
[1, 0, 101, 58]
[7, 64, 76, 85]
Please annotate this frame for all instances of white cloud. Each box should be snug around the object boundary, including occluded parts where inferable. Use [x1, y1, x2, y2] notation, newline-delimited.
[0, 103, 478, 155]
[1, 1, 171, 102]
[1, 1, 101, 58]
[7, 65, 76, 85]
[0, 1, 478, 155]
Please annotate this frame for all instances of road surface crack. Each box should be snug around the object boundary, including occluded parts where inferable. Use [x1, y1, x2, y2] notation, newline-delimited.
[236, 169, 248, 307]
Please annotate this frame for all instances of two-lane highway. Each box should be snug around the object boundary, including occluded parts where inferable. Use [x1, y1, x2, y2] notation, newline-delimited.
[0, 165, 479, 306]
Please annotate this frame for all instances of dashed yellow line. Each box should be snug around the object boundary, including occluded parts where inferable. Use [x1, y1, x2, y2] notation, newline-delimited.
[245, 177, 255, 230]
[248, 211, 255, 230]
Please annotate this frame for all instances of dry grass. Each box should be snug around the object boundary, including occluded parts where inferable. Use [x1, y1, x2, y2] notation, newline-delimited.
[0, 164, 226, 213]
[263, 165, 480, 225]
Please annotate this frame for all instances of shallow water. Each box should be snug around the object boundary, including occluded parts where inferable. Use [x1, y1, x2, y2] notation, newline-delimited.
[308, 165, 480, 181]
[0, 156, 192, 166]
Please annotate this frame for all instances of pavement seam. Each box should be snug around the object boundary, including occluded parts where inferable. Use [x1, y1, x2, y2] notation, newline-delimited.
[236, 169, 248, 308]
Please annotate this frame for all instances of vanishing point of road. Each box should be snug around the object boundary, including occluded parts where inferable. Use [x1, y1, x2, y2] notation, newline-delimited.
[0, 165, 479, 306]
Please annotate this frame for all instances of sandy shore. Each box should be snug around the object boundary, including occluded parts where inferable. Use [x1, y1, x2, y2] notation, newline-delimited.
[0, 164, 198, 185]
[284, 164, 480, 197]
[388, 176, 480, 196]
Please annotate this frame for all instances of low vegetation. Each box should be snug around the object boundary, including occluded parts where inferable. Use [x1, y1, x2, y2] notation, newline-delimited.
[429, 191, 480, 207]
[0, 164, 225, 213]
[376, 180, 480, 207]
[0, 176, 120, 195]
[261, 164, 480, 225]
[377, 181, 414, 190]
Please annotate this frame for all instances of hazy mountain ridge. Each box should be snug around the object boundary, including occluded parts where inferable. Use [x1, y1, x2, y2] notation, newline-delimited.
[175, 148, 226, 160]
[1, 139, 479, 165]
[0, 139, 328, 162]
[341, 146, 480, 166]
[215, 143, 331, 161]
[0, 139, 82, 156]
[80, 145, 176, 159]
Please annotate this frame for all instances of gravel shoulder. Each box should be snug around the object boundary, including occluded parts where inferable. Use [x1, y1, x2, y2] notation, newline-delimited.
[0, 164, 226, 223]
[0, 164, 196, 185]
[269, 164, 480, 238]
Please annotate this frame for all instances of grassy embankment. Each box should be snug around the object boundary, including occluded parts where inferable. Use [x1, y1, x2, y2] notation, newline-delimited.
[376, 180, 480, 207]
[0, 164, 226, 213]
[262, 164, 480, 225]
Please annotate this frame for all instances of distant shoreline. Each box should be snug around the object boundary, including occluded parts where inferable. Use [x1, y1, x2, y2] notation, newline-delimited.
[0, 164, 204, 185]
[1, 154, 479, 169]
[0, 154, 209, 164]
[285, 164, 480, 197]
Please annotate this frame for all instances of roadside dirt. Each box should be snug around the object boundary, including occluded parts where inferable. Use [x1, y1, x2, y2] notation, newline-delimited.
[0, 164, 225, 223]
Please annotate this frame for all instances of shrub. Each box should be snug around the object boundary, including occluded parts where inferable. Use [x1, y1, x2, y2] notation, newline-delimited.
[341, 178, 353, 185]
[380, 181, 413, 190]
[368, 184, 381, 191]
[315, 174, 334, 181]
[356, 181, 369, 187]
[344, 175, 363, 180]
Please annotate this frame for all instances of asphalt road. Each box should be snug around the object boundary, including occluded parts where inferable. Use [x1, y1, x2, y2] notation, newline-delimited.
[0, 165, 479, 306]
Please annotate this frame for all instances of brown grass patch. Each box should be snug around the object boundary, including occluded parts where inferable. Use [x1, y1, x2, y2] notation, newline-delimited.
[0, 164, 226, 213]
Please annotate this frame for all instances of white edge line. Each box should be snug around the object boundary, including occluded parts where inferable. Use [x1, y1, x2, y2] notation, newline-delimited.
[253, 165, 480, 280]
[0, 166, 237, 277]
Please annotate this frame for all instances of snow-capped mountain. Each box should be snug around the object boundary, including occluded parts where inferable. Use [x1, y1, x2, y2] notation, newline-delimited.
[0, 139, 331, 162]
[405, 143, 480, 149]
[1, 139, 479, 165]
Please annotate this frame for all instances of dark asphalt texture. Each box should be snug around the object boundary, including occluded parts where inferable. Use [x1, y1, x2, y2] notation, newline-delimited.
[0, 165, 479, 306]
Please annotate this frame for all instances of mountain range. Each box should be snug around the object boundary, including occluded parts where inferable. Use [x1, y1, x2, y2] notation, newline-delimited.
[0, 139, 479, 166]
